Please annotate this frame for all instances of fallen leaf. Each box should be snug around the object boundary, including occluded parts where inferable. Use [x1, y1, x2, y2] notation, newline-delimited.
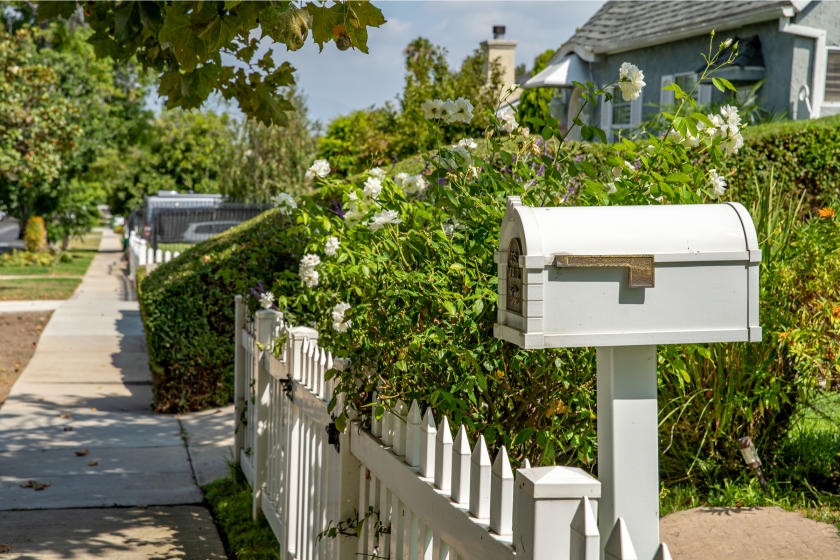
[0, 544, 12, 553]
[34, 482, 50, 491]
[63, 426, 73, 432]
[90, 407, 97, 411]
[19, 480, 35, 488]
[75, 448, 89, 457]
[88, 460, 99, 467]
[59, 413, 71, 419]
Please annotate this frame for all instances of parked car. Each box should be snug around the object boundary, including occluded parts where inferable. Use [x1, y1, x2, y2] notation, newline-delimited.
[181, 221, 241, 243]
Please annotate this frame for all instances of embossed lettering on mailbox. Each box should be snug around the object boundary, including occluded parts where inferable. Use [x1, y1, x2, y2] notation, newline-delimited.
[553, 254, 655, 288]
[507, 238, 523, 315]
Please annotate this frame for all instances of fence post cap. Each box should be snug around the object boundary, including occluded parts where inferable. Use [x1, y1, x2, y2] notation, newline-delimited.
[515, 466, 601, 499]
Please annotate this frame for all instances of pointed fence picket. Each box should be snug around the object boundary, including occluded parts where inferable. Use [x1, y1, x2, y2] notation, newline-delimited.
[126, 231, 180, 277]
[232, 296, 673, 560]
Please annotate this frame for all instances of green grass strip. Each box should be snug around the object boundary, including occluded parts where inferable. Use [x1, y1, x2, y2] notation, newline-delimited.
[0, 278, 82, 300]
[203, 465, 281, 560]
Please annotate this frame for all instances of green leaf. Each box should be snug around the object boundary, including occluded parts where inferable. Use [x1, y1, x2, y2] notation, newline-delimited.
[711, 77, 736, 93]
[443, 301, 457, 316]
[513, 427, 536, 447]
[159, 4, 201, 72]
[666, 172, 692, 184]
[334, 413, 347, 432]
[36, 1, 78, 21]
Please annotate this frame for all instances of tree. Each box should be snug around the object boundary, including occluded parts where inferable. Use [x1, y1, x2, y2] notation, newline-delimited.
[0, 26, 81, 231]
[36, 1, 385, 126]
[227, 87, 319, 201]
[314, 36, 505, 173]
[516, 49, 558, 131]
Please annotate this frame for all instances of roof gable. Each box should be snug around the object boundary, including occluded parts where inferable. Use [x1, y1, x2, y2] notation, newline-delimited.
[568, 1, 794, 55]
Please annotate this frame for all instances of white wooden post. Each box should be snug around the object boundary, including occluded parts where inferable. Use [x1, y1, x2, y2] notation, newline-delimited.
[597, 346, 659, 560]
[419, 408, 436, 477]
[252, 308, 277, 519]
[654, 543, 672, 560]
[512, 466, 601, 560]
[406, 400, 422, 467]
[604, 518, 637, 560]
[434, 416, 452, 492]
[570, 496, 599, 560]
[288, 325, 319, 381]
[489, 446, 513, 535]
[469, 435, 491, 519]
[451, 424, 470, 504]
[393, 400, 408, 457]
[233, 295, 246, 463]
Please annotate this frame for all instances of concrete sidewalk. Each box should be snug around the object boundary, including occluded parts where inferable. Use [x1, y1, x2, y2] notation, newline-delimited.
[0, 229, 233, 559]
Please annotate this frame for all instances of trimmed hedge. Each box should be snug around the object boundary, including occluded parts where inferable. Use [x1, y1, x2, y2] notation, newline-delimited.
[137, 211, 299, 412]
[732, 114, 840, 209]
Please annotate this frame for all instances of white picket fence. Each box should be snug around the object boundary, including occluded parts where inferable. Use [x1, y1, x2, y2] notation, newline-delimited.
[233, 296, 673, 560]
[127, 231, 180, 278]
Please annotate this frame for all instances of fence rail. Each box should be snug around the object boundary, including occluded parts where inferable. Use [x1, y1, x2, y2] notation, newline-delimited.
[232, 296, 672, 560]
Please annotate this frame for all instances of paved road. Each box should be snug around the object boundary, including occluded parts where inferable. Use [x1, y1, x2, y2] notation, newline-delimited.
[0, 228, 233, 559]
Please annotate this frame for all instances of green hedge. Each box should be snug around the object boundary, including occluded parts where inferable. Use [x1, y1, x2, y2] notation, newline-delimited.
[137, 212, 299, 412]
[732, 114, 840, 208]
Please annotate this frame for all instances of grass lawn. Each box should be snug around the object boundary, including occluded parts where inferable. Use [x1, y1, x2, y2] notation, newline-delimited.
[660, 391, 840, 529]
[0, 278, 82, 300]
[0, 232, 101, 277]
[0, 231, 102, 299]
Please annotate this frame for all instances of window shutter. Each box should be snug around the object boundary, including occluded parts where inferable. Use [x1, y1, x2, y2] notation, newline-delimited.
[600, 93, 613, 141]
[697, 84, 712, 107]
[661, 75, 675, 107]
[631, 96, 643, 125]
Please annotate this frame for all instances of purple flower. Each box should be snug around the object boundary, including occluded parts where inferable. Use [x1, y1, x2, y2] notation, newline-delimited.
[437, 177, 446, 186]
[332, 198, 345, 219]
[537, 163, 545, 177]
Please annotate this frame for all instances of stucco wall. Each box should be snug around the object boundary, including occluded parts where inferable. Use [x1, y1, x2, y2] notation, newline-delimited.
[798, 1, 840, 46]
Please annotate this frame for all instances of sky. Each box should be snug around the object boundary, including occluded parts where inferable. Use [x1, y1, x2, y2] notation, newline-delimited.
[272, 1, 607, 126]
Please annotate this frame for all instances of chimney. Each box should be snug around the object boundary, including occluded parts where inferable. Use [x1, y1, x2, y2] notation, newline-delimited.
[481, 26, 519, 103]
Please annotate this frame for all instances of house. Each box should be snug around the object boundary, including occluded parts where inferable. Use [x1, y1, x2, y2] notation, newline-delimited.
[524, 0, 840, 140]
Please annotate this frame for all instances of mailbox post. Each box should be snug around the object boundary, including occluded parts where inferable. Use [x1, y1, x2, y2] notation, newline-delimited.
[494, 197, 761, 560]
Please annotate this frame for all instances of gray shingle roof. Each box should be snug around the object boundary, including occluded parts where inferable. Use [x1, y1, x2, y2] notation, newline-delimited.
[568, 1, 793, 54]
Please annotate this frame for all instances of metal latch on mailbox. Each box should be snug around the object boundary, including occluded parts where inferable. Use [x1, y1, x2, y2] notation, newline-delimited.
[553, 254, 655, 288]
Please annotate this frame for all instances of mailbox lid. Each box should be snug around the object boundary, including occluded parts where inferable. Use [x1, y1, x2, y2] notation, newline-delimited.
[509, 202, 759, 263]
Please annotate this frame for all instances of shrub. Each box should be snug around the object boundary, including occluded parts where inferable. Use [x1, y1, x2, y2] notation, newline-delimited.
[732, 114, 840, 210]
[23, 216, 47, 253]
[137, 212, 300, 412]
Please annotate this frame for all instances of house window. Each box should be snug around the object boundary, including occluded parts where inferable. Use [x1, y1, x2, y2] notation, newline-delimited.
[826, 48, 840, 103]
[600, 87, 642, 141]
[661, 73, 712, 107]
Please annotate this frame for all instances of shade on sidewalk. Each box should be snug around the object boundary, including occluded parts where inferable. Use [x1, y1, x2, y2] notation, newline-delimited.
[0, 228, 230, 558]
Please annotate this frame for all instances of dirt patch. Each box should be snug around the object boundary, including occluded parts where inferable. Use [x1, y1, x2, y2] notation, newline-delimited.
[0, 311, 51, 405]
[660, 506, 840, 559]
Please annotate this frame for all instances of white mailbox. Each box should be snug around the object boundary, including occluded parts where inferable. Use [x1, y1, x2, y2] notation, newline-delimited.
[494, 196, 761, 349]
